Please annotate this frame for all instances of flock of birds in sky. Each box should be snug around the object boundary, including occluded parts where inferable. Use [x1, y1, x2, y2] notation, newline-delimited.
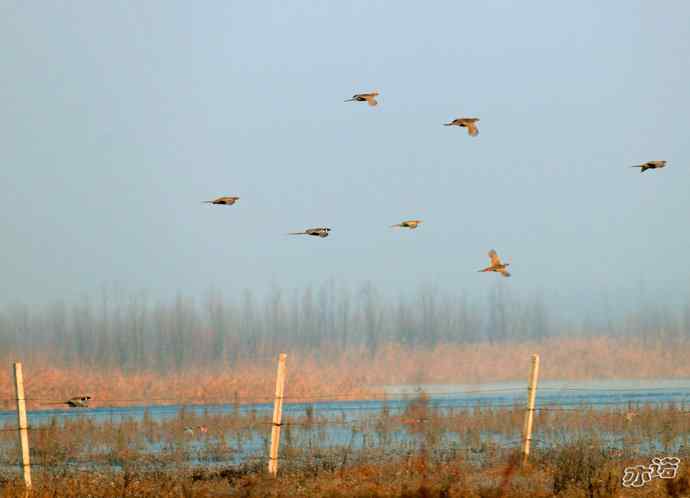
[57, 88, 669, 409]
[200, 89, 670, 280]
[198, 91, 502, 277]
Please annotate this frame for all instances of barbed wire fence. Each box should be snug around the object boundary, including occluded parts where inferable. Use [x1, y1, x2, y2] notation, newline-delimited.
[1, 356, 690, 491]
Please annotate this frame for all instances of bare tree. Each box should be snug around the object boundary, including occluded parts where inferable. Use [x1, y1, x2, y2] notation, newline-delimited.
[359, 282, 382, 357]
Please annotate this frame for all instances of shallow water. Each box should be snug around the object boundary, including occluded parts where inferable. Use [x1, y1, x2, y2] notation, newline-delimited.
[2, 379, 688, 426]
[0, 379, 687, 470]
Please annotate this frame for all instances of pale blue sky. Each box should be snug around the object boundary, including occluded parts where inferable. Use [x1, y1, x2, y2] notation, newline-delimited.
[1, 1, 689, 310]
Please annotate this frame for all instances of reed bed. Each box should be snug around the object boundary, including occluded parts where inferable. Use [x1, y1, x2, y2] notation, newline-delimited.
[3, 337, 690, 411]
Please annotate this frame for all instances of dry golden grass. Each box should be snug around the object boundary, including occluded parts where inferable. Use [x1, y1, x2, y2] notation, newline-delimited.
[1, 337, 689, 409]
[1, 450, 688, 497]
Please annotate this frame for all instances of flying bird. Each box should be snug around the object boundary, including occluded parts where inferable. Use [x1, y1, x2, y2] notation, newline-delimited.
[478, 250, 511, 277]
[631, 160, 667, 173]
[391, 220, 422, 229]
[203, 196, 240, 205]
[65, 396, 91, 408]
[344, 91, 380, 107]
[288, 227, 331, 238]
[444, 117, 479, 137]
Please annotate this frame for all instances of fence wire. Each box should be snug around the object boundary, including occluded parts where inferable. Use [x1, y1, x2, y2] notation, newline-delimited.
[0, 380, 687, 478]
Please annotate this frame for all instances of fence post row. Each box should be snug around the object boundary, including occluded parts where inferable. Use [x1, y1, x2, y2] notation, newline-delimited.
[268, 353, 288, 477]
[13, 362, 32, 490]
[521, 353, 540, 464]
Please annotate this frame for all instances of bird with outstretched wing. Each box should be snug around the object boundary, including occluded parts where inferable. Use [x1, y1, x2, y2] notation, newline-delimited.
[203, 196, 240, 205]
[288, 227, 331, 238]
[391, 220, 422, 229]
[631, 160, 666, 173]
[344, 91, 380, 107]
[478, 249, 511, 277]
[444, 117, 479, 136]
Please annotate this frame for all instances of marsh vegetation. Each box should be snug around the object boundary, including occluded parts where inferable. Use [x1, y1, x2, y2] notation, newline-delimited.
[0, 395, 688, 497]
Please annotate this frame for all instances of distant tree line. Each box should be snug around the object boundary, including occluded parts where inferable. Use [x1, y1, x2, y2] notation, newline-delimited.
[1, 280, 688, 372]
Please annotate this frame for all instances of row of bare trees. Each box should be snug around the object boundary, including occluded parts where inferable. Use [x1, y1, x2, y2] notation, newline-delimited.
[1, 281, 688, 372]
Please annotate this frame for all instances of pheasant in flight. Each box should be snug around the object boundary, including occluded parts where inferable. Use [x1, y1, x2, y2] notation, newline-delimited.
[344, 91, 380, 107]
[65, 396, 91, 408]
[478, 249, 511, 277]
[631, 160, 666, 173]
[391, 220, 422, 229]
[444, 117, 479, 137]
[203, 196, 240, 205]
[288, 227, 331, 238]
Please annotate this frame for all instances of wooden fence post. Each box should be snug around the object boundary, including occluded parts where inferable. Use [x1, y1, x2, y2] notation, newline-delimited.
[268, 353, 287, 477]
[13, 362, 32, 490]
[521, 353, 540, 465]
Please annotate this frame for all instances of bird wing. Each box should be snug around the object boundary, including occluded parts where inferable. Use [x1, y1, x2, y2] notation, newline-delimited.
[499, 269, 511, 277]
[489, 250, 502, 266]
[366, 96, 378, 106]
[466, 122, 479, 136]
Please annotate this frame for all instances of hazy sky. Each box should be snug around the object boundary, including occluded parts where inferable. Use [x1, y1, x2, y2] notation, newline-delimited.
[1, 1, 689, 308]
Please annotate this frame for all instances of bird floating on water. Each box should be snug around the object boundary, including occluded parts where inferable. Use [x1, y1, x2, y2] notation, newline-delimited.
[288, 227, 331, 238]
[203, 196, 240, 205]
[344, 91, 380, 107]
[478, 249, 511, 277]
[391, 220, 422, 229]
[444, 117, 479, 137]
[631, 160, 666, 173]
[65, 396, 91, 408]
